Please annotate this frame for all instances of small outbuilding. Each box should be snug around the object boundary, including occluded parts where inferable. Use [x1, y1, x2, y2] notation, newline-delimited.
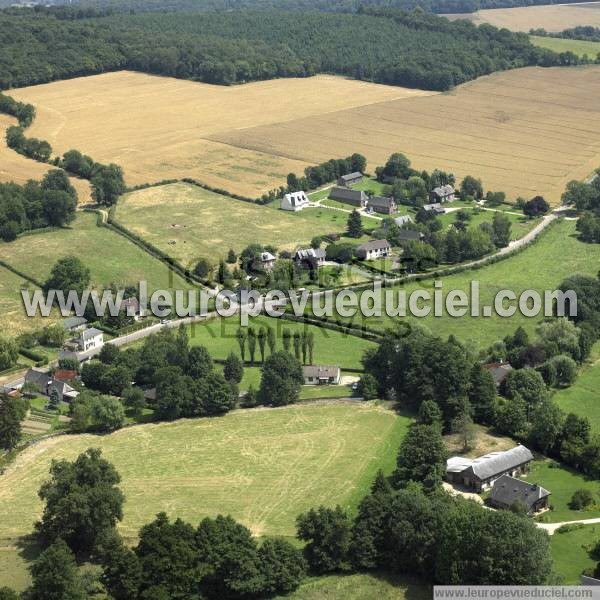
[482, 362, 514, 387]
[423, 202, 446, 215]
[397, 230, 423, 244]
[337, 172, 363, 187]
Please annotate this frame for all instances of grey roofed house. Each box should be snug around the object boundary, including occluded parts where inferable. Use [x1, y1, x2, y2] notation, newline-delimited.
[337, 172, 363, 186]
[395, 215, 413, 227]
[423, 202, 446, 214]
[295, 247, 326, 267]
[356, 239, 392, 261]
[397, 229, 423, 243]
[81, 328, 104, 342]
[489, 475, 550, 513]
[430, 184, 456, 202]
[368, 196, 397, 215]
[303, 365, 341, 385]
[446, 445, 534, 491]
[62, 316, 88, 331]
[482, 362, 514, 387]
[23, 368, 79, 402]
[329, 187, 367, 207]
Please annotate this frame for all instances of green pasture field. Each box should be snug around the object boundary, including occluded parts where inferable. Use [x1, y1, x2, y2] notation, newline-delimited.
[186, 314, 376, 370]
[0, 403, 408, 563]
[554, 343, 600, 435]
[531, 35, 600, 58]
[278, 573, 430, 600]
[530, 461, 600, 523]
[117, 182, 377, 265]
[551, 525, 598, 584]
[0, 212, 191, 296]
[305, 220, 600, 350]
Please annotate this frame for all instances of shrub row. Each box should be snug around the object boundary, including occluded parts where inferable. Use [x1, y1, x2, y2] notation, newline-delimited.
[182, 177, 263, 205]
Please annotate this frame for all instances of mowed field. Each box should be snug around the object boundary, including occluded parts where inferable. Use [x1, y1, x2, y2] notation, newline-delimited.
[310, 220, 600, 349]
[531, 35, 600, 58]
[0, 403, 408, 545]
[8, 71, 431, 198]
[117, 182, 376, 263]
[0, 115, 91, 203]
[444, 2, 600, 32]
[212, 66, 600, 205]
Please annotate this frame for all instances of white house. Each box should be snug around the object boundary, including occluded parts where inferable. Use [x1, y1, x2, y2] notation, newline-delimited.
[303, 365, 341, 385]
[281, 191, 310, 212]
[356, 239, 392, 261]
[78, 328, 104, 352]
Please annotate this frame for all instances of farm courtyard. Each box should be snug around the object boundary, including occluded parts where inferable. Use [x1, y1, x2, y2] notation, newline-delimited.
[6, 67, 600, 204]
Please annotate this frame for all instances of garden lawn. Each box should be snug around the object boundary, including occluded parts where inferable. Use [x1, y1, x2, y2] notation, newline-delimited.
[308, 220, 600, 350]
[187, 314, 375, 370]
[551, 525, 598, 584]
[529, 461, 600, 523]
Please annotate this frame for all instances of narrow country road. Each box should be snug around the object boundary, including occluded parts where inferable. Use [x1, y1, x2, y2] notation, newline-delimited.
[537, 517, 600, 535]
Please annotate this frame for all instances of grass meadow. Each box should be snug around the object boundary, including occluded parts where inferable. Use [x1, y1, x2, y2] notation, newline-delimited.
[531, 36, 600, 58]
[186, 314, 376, 370]
[554, 343, 600, 436]
[306, 220, 600, 350]
[117, 182, 376, 264]
[551, 525, 598, 584]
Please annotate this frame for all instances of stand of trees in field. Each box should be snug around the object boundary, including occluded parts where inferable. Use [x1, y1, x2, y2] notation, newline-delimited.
[531, 26, 600, 44]
[0, 170, 77, 241]
[0, 6, 572, 91]
[562, 170, 600, 244]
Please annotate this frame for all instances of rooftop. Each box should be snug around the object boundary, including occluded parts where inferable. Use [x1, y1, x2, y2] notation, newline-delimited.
[357, 239, 392, 252]
[490, 475, 550, 509]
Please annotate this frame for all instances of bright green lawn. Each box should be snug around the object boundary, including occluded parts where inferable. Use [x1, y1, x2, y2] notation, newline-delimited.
[0, 212, 191, 295]
[530, 461, 600, 523]
[531, 36, 600, 59]
[278, 573, 430, 600]
[186, 314, 375, 370]
[554, 343, 600, 435]
[308, 220, 600, 350]
[551, 525, 598, 584]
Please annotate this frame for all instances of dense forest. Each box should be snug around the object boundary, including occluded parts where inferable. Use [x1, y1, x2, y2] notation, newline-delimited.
[3, 0, 593, 15]
[0, 7, 566, 91]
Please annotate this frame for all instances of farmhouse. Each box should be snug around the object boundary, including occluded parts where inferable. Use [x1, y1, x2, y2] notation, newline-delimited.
[397, 230, 424, 244]
[337, 172, 363, 187]
[445, 445, 534, 492]
[430, 185, 456, 203]
[303, 365, 341, 385]
[281, 191, 310, 212]
[483, 362, 514, 387]
[356, 239, 392, 261]
[489, 475, 550, 514]
[395, 215, 413, 227]
[24, 368, 79, 402]
[368, 196, 397, 215]
[295, 247, 326, 269]
[329, 187, 368, 208]
[423, 203, 446, 214]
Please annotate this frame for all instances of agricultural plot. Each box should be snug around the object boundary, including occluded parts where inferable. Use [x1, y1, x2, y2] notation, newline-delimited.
[186, 314, 376, 370]
[0, 403, 409, 546]
[0, 212, 191, 296]
[117, 182, 376, 263]
[212, 66, 600, 205]
[8, 71, 431, 198]
[306, 220, 600, 350]
[0, 115, 91, 202]
[531, 35, 600, 58]
[554, 343, 600, 435]
[445, 3, 600, 32]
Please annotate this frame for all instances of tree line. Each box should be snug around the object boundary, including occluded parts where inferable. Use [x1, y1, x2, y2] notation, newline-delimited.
[562, 171, 600, 244]
[0, 170, 77, 242]
[0, 7, 569, 92]
[531, 26, 600, 44]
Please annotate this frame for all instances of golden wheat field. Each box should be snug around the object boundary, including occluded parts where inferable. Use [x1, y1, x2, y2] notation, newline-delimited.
[211, 66, 600, 204]
[0, 115, 92, 202]
[8, 71, 432, 198]
[444, 2, 600, 32]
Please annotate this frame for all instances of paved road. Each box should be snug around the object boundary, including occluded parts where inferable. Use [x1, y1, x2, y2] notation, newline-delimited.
[537, 517, 600, 535]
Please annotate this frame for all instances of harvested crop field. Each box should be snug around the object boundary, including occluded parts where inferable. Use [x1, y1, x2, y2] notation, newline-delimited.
[0, 115, 91, 202]
[0, 403, 408, 544]
[444, 3, 600, 32]
[8, 71, 431, 198]
[211, 66, 600, 206]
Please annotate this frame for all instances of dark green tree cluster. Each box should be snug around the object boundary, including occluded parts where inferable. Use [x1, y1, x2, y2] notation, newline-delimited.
[0, 394, 28, 451]
[258, 350, 304, 406]
[0, 93, 35, 127]
[562, 174, 600, 243]
[5, 126, 51, 162]
[0, 170, 77, 241]
[0, 8, 566, 91]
